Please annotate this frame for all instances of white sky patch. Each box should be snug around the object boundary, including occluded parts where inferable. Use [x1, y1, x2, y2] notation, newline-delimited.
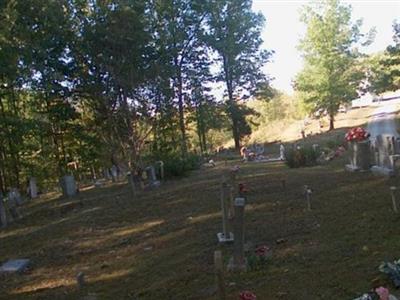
[252, 0, 400, 94]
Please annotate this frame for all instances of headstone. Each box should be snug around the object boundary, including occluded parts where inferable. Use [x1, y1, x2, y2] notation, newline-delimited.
[9, 188, 23, 206]
[0, 193, 7, 228]
[346, 140, 371, 172]
[60, 175, 77, 197]
[29, 177, 38, 199]
[279, 144, 285, 160]
[217, 179, 234, 243]
[214, 250, 226, 300]
[110, 165, 118, 182]
[0, 259, 30, 273]
[145, 166, 160, 187]
[228, 197, 247, 271]
[371, 135, 396, 176]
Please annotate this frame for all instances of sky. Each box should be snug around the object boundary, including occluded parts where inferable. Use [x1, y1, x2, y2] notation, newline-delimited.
[252, 0, 400, 94]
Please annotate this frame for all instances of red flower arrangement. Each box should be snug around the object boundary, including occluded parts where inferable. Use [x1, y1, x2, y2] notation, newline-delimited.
[255, 245, 270, 258]
[239, 291, 257, 300]
[345, 127, 370, 142]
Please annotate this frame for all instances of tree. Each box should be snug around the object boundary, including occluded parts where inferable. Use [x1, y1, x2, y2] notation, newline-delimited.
[295, 0, 372, 130]
[205, 0, 271, 149]
[368, 21, 400, 93]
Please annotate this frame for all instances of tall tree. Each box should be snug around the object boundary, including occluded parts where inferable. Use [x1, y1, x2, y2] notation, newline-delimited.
[295, 0, 373, 130]
[205, 0, 271, 150]
[367, 21, 400, 93]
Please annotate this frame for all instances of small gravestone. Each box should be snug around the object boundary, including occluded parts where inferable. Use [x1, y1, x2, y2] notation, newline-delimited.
[145, 166, 160, 188]
[0, 193, 7, 228]
[7, 191, 21, 220]
[111, 165, 118, 182]
[60, 175, 77, 197]
[390, 186, 398, 213]
[9, 188, 23, 206]
[279, 144, 285, 160]
[29, 177, 38, 199]
[0, 259, 30, 273]
[228, 197, 247, 272]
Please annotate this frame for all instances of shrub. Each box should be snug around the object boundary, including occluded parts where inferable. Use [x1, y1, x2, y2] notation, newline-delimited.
[285, 146, 320, 168]
[160, 153, 202, 178]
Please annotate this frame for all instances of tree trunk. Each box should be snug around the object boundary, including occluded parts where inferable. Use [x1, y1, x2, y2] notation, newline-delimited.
[329, 113, 335, 130]
[176, 68, 187, 158]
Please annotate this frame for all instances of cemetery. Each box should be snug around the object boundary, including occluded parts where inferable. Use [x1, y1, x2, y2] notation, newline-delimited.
[2, 134, 400, 299]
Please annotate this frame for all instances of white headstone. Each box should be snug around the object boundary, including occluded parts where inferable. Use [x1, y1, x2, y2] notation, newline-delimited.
[61, 175, 77, 197]
[29, 177, 38, 199]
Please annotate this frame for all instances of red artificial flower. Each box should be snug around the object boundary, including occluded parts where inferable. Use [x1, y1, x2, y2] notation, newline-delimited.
[240, 291, 257, 300]
[255, 245, 270, 257]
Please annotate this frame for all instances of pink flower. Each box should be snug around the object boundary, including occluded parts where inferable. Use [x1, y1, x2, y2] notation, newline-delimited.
[240, 291, 257, 300]
[375, 287, 389, 300]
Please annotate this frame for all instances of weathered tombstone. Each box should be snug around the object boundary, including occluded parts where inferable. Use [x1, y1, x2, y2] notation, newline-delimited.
[60, 175, 77, 197]
[9, 188, 23, 206]
[29, 177, 38, 199]
[0, 259, 30, 273]
[110, 165, 118, 182]
[371, 134, 396, 176]
[0, 193, 7, 228]
[279, 144, 285, 160]
[214, 250, 226, 300]
[228, 197, 247, 271]
[145, 166, 160, 187]
[217, 179, 234, 243]
[390, 186, 398, 213]
[346, 140, 370, 172]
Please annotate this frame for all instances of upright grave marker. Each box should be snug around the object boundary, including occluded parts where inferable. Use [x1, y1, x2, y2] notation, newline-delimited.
[60, 175, 77, 197]
[29, 177, 38, 199]
[228, 197, 247, 271]
[217, 178, 234, 243]
[304, 185, 312, 211]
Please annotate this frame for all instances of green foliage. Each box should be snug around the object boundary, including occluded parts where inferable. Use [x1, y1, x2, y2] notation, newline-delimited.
[205, 0, 272, 149]
[285, 146, 320, 168]
[160, 153, 202, 178]
[367, 21, 400, 93]
[294, 0, 372, 130]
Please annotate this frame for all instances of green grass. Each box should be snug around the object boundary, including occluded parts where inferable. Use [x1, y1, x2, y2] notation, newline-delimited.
[1, 155, 400, 299]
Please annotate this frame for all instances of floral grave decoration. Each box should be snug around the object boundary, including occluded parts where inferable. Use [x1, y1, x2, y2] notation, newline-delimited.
[345, 127, 370, 142]
[239, 291, 257, 300]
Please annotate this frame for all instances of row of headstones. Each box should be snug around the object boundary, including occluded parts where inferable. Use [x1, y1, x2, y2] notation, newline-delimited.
[127, 162, 164, 196]
[0, 177, 40, 228]
[347, 134, 400, 174]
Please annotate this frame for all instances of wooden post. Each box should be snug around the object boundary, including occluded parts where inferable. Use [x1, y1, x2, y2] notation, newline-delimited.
[156, 161, 164, 180]
[390, 186, 398, 213]
[214, 251, 226, 300]
[76, 272, 85, 289]
[304, 185, 312, 211]
[228, 197, 247, 271]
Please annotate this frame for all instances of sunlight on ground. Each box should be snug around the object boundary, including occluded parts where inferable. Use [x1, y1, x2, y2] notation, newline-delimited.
[114, 220, 165, 237]
[9, 278, 75, 295]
